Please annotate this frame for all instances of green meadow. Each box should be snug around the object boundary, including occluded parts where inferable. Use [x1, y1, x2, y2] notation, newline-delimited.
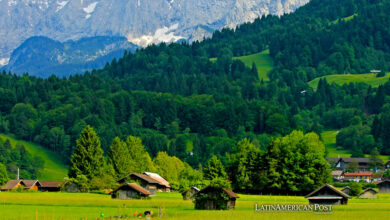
[0, 134, 68, 181]
[0, 192, 389, 219]
[210, 50, 273, 81]
[321, 131, 390, 161]
[309, 73, 390, 89]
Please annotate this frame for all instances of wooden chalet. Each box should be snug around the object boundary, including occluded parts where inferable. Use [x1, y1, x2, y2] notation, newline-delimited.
[359, 188, 377, 199]
[1, 179, 40, 191]
[341, 186, 351, 195]
[117, 173, 160, 195]
[305, 184, 350, 205]
[377, 180, 390, 193]
[112, 183, 151, 199]
[39, 181, 65, 192]
[194, 186, 239, 210]
[144, 172, 171, 192]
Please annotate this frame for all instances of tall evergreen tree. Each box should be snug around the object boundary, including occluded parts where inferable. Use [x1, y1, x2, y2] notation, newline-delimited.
[68, 125, 105, 179]
[107, 137, 130, 178]
[203, 155, 228, 180]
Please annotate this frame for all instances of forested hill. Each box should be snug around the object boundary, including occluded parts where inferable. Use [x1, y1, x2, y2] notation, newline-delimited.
[0, 0, 390, 174]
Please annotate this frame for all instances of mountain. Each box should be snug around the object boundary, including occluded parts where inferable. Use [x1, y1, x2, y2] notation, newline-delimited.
[2, 36, 137, 77]
[0, 0, 309, 69]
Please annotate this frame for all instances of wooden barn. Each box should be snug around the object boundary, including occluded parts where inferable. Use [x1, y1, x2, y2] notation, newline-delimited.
[39, 181, 65, 192]
[341, 186, 351, 195]
[1, 179, 40, 191]
[194, 186, 239, 210]
[117, 173, 170, 195]
[377, 180, 390, 193]
[305, 184, 350, 205]
[359, 188, 377, 199]
[182, 186, 200, 200]
[144, 172, 171, 192]
[111, 183, 151, 199]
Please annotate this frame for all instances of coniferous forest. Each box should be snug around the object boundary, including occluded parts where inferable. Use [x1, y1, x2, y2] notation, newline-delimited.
[0, 0, 390, 193]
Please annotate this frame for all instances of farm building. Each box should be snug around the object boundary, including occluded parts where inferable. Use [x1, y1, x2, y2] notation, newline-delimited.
[182, 186, 200, 200]
[194, 186, 239, 210]
[305, 184, 350, 205]
[39, 181, 65, 192]
[111, 183, 151, 199]
[341, 186, 351, 195]
[372, 174, 383, 182]
[377, 180, 390, 193]
[144, 172, 171, 192]
[343, 172, 372, 183]
[117, 173, 170, 195]
[359, 188, 377, 199]
[1, 179, 41, 191]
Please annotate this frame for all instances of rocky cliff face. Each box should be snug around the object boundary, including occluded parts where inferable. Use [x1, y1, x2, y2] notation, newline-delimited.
[0, 0, 309, 75]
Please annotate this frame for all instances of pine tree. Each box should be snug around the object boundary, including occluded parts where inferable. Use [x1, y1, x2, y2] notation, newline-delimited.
[107, 137, 130, 178]
[125, 136, 155, 173]
[204, 155, 228, 180]
[68, 125, 105, 179]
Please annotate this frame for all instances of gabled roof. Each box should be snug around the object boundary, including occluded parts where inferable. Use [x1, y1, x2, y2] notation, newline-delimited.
[191, 186, 200, 192]
[131, 173, 160, 184]
[112, 183, 151, 196]
[305, 184, 350, 199]
[144, 172, 170, 188]
[359, 188, 377, 195]
[198, 186, 239, 199]
[22, 180, 41, 188]
[40, 181, 65, 188]
[1, 180, 22, 190]
[337, 158, 371, 163]
[344, 172, 372, 176]
[117, 173, 160, 184]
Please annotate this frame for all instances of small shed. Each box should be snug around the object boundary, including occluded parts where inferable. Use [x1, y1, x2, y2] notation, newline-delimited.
[305, 184, 350, 205]
[144, 172, 171, 192]
[112, 183, 151, 199]
[118, 173, 161, 195]
[359, 188, 377, 199]
[377, 180, 390, 193]
[182, 186, 200, 200]
[39, 181, 65, 192]
[341, 186, 351, 195]
[1, 180, 40, 191]
[194, 186, 239, 210]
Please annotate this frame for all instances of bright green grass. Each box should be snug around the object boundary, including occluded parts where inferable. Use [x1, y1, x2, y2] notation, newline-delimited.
[0, 134, 68, 181]
[0, 192, 389, 219]
[309, 73, 390, 89]
[329, 14, 358, 25]
[321, 130, 390, 161]
[210, 50, 273, 81]
[234, 50, 273, 81]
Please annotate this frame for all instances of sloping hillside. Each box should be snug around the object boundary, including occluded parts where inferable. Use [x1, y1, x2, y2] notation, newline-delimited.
[309, 73, 390, 89]
[0, 134, 68, 181]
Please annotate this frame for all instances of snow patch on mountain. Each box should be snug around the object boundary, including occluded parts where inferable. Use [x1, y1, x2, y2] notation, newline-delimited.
[83, 1, 98, 19]
[56, 1, 69, 12]
[127, 23, 185, 47]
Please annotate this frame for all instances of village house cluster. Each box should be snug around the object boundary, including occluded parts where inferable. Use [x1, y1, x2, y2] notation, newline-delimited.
[327, 157, 390, 183]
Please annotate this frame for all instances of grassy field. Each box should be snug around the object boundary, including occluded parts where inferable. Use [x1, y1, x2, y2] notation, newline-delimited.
[329, 14, 358, 25]
[0, 192, 389, 219]
[0, 134, 68, 181]
[308, 73, 390, 89]
[321, 131, 390, 161]
[210, 50, 273, 81]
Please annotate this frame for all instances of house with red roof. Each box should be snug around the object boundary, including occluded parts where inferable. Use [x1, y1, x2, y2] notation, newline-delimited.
[343, 172, 372, 182]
